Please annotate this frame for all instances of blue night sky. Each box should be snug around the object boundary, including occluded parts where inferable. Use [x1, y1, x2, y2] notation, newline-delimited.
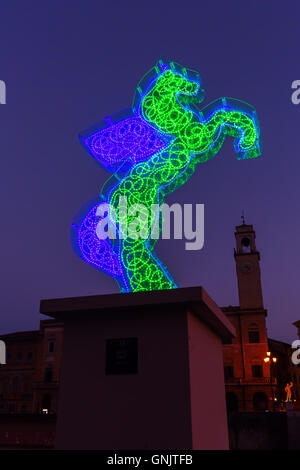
[0, 1, 299, 343]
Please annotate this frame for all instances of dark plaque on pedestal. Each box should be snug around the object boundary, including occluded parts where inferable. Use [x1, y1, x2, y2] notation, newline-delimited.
[106, 337, 138, 375]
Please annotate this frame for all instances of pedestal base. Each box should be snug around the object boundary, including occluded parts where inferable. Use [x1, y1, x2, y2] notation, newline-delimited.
[40, 286, 235, 450]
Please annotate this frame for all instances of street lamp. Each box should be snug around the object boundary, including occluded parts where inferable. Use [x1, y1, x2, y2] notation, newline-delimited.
[264, 351, 277, 411]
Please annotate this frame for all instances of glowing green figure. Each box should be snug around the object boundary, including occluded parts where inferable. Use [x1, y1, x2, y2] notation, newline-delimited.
[105, 63, 261, 292]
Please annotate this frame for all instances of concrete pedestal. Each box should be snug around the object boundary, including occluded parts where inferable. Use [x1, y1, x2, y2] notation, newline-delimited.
[40, 286, 235, 450]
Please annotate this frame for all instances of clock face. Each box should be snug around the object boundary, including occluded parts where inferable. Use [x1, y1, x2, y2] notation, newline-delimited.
[240, 262, 253, 274]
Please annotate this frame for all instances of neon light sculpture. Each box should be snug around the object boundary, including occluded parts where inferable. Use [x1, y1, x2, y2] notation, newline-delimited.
[71, 60, 261, 292]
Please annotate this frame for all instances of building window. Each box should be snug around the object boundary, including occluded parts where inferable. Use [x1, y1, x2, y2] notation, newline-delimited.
[12, 377, 20, 394]
[42, 395, 51, 414]
[6, 350, 12, 364]
[248, 323, 260, 343]
[44, 367, 53, 383]
[249, 331, 260, 343]
[241, 237, 251, 253]
[226, 392, 239, 412]
[252, 365, 263, 378]
[48, 341, 55, 354]
[16, 351, 22, 363]
[223, 337, 232, 345]
[2, 381, 8, 395]
[224, 366, 234, 380]
[23, 378, 30, 394]
[8, 404, 16, 413]
[26, 351, 33, 363]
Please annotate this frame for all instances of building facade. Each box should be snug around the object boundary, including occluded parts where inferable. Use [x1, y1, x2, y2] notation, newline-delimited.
[0, 320, 63, 414]
[222, 222, 296, 412]
[0, 330, 39, 414]
[32, 320, 64, 414]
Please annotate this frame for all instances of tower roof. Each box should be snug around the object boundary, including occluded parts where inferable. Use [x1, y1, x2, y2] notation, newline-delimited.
[235, 223, 254, 233]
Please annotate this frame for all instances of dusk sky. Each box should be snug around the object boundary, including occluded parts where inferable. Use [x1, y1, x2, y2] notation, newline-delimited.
[1, 1, 299, 343]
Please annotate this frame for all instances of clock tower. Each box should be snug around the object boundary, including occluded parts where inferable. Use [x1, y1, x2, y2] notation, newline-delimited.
[222, 220, 272, 412]
[234, 222, 264, 309]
